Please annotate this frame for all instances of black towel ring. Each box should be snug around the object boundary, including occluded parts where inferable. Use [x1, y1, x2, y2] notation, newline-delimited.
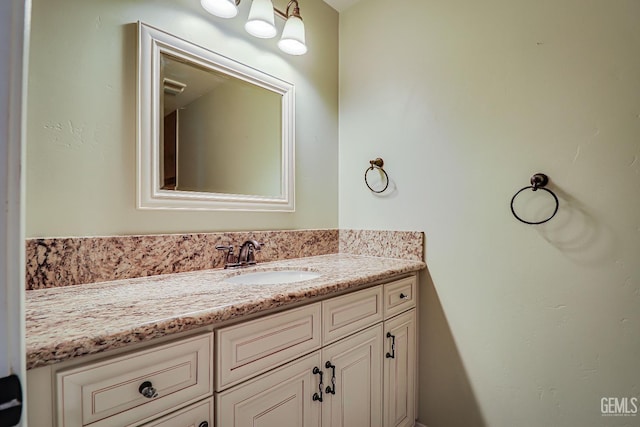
[510, 173, 559, 225]
[365, 158, 389, 193]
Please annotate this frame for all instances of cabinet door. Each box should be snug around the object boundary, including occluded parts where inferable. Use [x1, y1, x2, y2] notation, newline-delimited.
[216, 352, 322, 427]
[383, 310, 416, 427]
[321, 324, 383, 427]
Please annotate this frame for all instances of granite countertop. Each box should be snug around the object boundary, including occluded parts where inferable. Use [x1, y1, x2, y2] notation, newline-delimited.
[26, 253, 425, 370]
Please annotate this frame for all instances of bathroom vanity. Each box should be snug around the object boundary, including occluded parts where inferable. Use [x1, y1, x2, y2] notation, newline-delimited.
[25, 254, 423, 427]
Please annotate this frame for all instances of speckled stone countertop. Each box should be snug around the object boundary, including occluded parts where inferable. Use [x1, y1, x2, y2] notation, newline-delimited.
[26, 254, 425, 370]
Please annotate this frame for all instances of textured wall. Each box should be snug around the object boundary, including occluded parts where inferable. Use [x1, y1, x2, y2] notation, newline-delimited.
[26, 0, 338, 237]
[339, 0, 640, 426]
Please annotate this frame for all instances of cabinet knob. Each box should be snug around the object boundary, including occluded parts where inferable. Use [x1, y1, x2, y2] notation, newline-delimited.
[138, 381, 158, 399]
[399, 293, 408, 300]
[198, 422, 209, 427]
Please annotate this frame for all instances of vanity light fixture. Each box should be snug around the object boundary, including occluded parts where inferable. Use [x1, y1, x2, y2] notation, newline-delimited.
[200, 0, 308, 55]
[277, 0, 307, 55]
[201, 0, 239, 18]
[245, 0, 277, 38]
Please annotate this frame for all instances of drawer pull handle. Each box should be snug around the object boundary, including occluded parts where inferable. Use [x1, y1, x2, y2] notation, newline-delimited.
[198, 422, 209, 427]
[399, 293, 408, 300]
[138, 381, 158, 399]
[325, 361, 336, 395]
[386, 332, 396, 359]
[312, 367, 324, 402]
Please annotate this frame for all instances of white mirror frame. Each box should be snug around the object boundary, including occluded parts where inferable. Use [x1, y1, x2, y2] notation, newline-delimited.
[137, 22, 295, 211]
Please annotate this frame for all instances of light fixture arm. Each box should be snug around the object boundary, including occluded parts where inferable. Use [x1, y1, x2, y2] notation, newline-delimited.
[273, 4, 288, 20]
[280, 0, 302, 20]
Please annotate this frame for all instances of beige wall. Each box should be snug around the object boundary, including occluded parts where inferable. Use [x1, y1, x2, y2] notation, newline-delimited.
[339, 0, 640, 426]
[26, 0, 338, 237]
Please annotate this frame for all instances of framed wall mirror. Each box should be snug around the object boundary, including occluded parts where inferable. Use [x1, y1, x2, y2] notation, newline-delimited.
[137, 22, 295, 211]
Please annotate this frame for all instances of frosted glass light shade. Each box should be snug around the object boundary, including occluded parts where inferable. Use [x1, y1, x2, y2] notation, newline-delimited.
[245, 0, 277, 39]
[201, 0, 238, 18]
[278, 15, 307, 55]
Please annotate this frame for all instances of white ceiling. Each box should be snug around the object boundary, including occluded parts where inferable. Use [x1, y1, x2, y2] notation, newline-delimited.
[321, 0, 364, 13]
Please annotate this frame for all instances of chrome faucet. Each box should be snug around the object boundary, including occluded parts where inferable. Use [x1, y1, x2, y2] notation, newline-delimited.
[216, 240, 262, 269]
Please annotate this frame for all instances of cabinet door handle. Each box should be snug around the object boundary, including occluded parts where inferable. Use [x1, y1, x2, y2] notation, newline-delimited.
[138, 381, 159, 399]
[399, 293, 408, 300]
[198, 422, 209, 427]
[386, 332, 396, 359]
[325, 361, 336, 395]
[312, 367, 324, 402]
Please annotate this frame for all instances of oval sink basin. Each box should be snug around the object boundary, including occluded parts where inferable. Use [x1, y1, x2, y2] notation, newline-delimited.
[224, 270, 321, 285]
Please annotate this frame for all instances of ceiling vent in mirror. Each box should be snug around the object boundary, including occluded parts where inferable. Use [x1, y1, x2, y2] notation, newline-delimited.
[201, 0, 307, 55]
[163, 78, 187, 96]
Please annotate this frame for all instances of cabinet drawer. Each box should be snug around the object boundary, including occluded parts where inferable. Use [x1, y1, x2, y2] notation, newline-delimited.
[142, 397, 213, 427]
[56, 333, 213, 427]
[216, 303, 321, 391]
[383, 276, 416, 319]
[322, 286, 383, 344]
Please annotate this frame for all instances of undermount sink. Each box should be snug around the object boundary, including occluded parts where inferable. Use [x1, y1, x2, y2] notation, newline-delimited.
[224, 270, 321, 285]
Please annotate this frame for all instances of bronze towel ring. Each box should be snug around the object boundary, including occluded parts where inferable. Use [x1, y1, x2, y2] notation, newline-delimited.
[365, 158, 389, 193]
[510, 173, 559, 225]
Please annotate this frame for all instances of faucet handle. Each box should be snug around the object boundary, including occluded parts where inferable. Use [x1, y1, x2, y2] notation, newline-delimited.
[215, 245, 237, 268]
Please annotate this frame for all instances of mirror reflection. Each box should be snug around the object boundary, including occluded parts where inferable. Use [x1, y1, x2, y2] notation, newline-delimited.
[138, 22, 295, 211]
[160, 54, 282, 197]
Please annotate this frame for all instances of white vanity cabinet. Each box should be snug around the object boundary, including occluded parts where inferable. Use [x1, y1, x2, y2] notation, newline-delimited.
[319, 276, 416, 427]
[215, 274, 417, 427]
[28, 273, 417, 427]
